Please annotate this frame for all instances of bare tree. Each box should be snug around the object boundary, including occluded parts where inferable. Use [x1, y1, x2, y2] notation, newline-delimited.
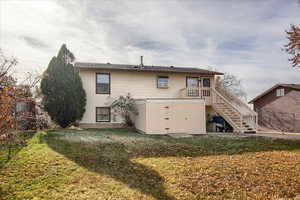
[21, 71, 42, 89]
[216, 73, 247, 100]
[0, 50, 17, 87]
[284, 24, 300, 68]
[0, 51, 45, 161]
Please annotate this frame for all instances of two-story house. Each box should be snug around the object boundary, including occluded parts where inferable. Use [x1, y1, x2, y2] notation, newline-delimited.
[75, 60, 257, 134]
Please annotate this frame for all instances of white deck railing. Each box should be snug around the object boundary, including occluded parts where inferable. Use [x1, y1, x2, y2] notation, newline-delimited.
[180, 87, 211, 98]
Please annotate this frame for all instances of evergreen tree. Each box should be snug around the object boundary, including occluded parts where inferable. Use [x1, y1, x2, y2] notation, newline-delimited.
[41, 44, 86, 128]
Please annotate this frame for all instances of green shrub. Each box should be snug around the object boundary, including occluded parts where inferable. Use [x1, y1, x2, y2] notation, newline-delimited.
[41, 44, 86, 128]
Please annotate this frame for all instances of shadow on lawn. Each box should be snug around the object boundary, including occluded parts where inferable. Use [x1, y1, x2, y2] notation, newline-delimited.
[41, 129, 300, 200]
[0, 132, 35, 169]
[42, 131, 175, 200]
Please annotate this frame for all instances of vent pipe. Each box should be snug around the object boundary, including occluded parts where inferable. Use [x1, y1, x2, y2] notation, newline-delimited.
[140, 56, 144, 66]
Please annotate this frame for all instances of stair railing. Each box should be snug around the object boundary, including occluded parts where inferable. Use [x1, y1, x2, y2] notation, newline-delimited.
[216, 86, 258, 130]
[216, 86, 257, 115]
[212, 87, 258, 132]
[242, 114, 258, 131]
[211, 88, 243, 132]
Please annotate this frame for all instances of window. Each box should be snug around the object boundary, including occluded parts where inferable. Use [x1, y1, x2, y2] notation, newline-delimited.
[202, 78, 211, 87]
[157, 76, 169, 88]
[96, 73, 110, 94]
[96, 107, 111, 122]
[16, 102, 28, 114]
[276, 88, 285, 97]
[186, 77, 200, 96]
[186, 77, 199, 88]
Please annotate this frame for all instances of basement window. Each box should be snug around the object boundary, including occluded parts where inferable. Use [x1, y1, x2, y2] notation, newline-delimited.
[276, 88, 285, 97]
[96, 107, 111, 122]
[157, 76, 169, 88]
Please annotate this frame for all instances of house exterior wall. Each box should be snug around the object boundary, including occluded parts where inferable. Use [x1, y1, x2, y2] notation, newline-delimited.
[133, 101, 147, 133]
[253, 86, 300, 132]
[79, 69, 214, 124]
[253, 87, 300, 112]
[134, 99, 206, 134]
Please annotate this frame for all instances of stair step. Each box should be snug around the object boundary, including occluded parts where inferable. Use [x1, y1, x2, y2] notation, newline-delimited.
[213, 103, 257, 133]
[226, 115, 239, 118]
[231, 117, 241, 120]
[219, 108, 237, 111]
[214, 105, 230, 108]
[216, 105, 231, 109]
[225, 113, 237, 116]
[244, 131, 256, 134]
[230, 117, 241, 120]
[222, 110, 238, 114]
[223, 111, 238, 114]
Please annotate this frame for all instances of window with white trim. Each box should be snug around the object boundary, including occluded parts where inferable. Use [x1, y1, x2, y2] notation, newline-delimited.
[157, 76, 169, 88]
[276, 88, 285, 97]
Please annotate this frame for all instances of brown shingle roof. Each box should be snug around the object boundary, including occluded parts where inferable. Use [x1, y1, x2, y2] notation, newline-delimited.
[74, 62, 223, 75]
[280, 84, 300, 90]
[249, 83, 300, 104]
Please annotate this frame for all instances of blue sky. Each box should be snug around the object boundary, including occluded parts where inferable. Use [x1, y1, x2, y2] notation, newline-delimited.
[1, 0, 300, 100]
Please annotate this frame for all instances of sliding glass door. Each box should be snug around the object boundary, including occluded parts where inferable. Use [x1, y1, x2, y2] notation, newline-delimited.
[186, 77, 199, 96]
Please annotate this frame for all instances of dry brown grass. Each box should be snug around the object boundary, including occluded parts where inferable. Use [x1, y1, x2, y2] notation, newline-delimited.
[170, 151, 300, 199]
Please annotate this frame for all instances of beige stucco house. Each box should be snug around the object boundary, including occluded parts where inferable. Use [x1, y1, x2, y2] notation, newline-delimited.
[75, 61, 257, 134]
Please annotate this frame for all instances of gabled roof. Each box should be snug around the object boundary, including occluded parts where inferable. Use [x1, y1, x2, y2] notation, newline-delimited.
[74, 62, 223, 75]
[249, 83, 300, 104]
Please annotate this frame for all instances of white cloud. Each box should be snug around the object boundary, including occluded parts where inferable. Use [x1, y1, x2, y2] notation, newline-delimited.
[1, 0, 300, 99]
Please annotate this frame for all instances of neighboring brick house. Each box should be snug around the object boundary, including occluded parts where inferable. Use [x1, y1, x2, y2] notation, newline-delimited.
[249, 84, 300, 132]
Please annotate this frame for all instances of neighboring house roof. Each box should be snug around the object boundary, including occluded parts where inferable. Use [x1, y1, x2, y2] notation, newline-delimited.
[249, 83, 300, 104]
[74, 62, 223, 75]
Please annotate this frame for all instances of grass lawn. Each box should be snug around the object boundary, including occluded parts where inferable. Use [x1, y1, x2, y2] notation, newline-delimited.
[0, 132, 35, 168]
[0, 129, 300, 200]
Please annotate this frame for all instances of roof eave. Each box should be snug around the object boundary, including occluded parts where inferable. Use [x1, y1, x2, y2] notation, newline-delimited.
[247, 84, 300, 104]
[75, 66, 223, 75]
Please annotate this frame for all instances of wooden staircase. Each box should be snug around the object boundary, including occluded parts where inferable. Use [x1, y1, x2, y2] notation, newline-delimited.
[211, 88, 257, 133]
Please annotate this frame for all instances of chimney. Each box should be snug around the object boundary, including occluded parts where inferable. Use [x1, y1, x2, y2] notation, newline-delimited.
[140, 56, 144, 66]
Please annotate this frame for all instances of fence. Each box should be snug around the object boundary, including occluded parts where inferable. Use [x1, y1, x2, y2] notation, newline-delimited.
[256, 108, 299, 132]
[1, 99, 36, 127]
